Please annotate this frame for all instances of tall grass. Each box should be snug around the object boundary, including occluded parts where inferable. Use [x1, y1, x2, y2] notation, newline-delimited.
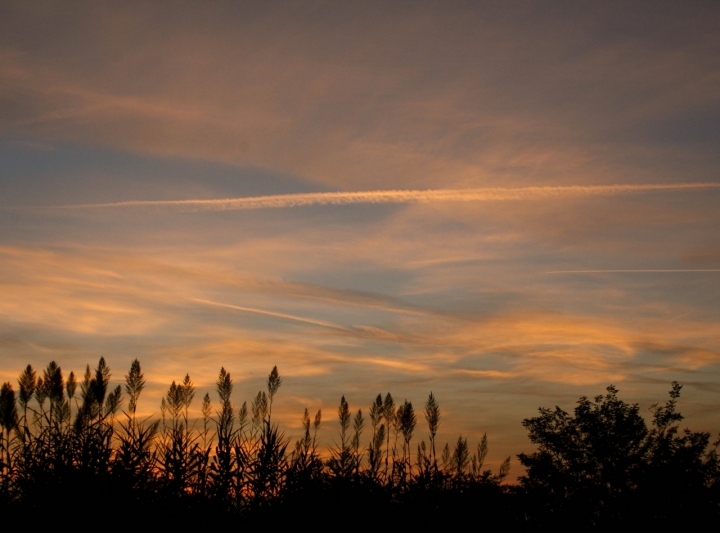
[0, 357, 717, 526]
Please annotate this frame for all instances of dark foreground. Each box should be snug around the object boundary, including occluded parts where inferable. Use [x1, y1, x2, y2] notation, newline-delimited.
[1, 359, 718, 527]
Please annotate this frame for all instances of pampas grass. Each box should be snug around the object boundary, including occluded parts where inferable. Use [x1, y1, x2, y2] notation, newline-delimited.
[1, 355, 712, 527]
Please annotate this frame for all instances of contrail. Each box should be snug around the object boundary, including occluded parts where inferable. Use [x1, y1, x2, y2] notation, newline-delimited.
[193, 298, 351, 331]
[31, 182, 720, 212]
[547, 269, 720, 274]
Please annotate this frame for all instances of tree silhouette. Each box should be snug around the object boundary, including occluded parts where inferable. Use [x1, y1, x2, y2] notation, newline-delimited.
[518, 383, 719, 526]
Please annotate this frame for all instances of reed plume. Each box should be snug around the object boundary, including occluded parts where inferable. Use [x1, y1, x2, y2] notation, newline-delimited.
[424, 392, 440, 472]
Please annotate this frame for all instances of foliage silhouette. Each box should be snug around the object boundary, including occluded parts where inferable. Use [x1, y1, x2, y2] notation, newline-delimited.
[0, 358, 717, 527]
[518, 382, 719, 526]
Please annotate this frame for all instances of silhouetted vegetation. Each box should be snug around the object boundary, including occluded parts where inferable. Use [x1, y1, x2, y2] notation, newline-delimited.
[517, 383, 720, 526]
[0, 358, 717, 527]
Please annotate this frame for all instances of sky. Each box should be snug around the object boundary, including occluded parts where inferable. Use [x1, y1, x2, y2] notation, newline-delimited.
[1, 1, 719, 470]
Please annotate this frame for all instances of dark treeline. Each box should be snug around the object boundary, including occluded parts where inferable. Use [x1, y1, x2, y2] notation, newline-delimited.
[0, 358, 718, 527]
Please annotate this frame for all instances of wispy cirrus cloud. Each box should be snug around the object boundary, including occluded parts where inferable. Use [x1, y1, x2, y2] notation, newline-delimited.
[192, 298, 351, 331]
[547, 269, 720, 274]
[24, 182, 720, 213]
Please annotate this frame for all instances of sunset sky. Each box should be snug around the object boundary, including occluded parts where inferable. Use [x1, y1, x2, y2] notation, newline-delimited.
[1, 1, 719, 468]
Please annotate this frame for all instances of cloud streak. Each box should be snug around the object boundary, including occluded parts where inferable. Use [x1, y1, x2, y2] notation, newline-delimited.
[547, 269, 720, 274]
[31, 182, 720, 213]
[192, 298, 352, 331]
